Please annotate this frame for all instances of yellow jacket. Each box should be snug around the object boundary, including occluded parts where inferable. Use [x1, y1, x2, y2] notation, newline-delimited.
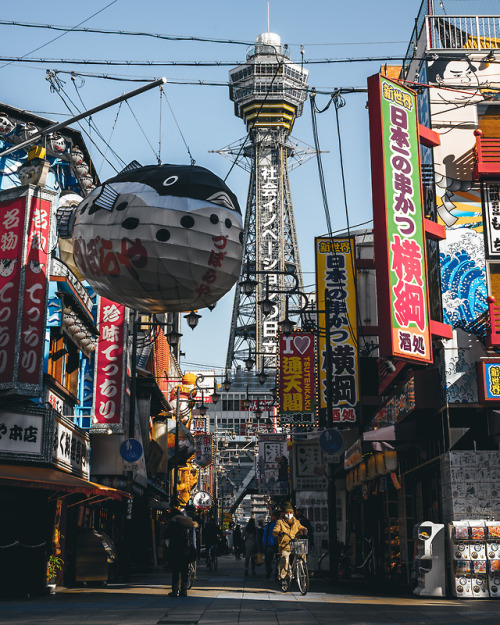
[273, 516, 306, 552]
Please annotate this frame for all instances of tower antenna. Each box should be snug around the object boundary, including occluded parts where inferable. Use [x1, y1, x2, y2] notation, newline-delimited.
[267, 2, 270, 32]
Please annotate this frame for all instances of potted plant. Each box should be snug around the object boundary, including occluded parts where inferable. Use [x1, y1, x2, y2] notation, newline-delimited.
[47, 555, 64, 594]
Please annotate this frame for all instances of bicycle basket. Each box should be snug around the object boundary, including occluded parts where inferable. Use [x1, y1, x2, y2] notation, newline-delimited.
[290, 538, 308, 555]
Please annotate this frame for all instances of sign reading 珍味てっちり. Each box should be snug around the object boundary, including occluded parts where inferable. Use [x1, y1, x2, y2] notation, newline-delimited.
[278, 331, 316, 425]
[368, 74, 432, 364]
[315, 237, 358, 425]
[92, 297, 126, 428]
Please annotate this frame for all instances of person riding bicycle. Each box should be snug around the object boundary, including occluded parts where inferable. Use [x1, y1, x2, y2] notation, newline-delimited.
[273, 502, 307, 580]
[204, 517, 218, 567]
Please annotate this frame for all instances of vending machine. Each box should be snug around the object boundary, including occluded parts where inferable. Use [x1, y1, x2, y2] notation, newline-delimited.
[450, 520, 500, 598]
[412, 521, 446, 597]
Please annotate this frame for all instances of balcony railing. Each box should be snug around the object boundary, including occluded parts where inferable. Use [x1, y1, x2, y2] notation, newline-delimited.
[427, 15, 500, 51]
[473, 130, 500, 179]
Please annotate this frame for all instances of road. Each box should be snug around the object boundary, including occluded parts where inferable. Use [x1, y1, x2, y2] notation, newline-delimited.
[1, 555, 498, 624]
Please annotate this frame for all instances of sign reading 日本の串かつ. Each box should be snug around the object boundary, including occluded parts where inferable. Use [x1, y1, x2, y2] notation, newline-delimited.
[368, 74, 432, 364]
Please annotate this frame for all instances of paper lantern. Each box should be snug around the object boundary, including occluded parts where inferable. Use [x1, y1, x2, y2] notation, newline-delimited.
[358, 461, 367, 484]
[384, 450, 398, 472]
[375, 452, 389, 476]
[367, 455, 377, 480]
[70, 163, 243, 313]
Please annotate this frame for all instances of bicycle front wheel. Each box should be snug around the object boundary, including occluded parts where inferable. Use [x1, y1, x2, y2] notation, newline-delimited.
[296, 558, 309, 595]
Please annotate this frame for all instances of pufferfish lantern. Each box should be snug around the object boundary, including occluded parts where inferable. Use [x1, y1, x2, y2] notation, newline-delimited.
[70, 162, 243, 312]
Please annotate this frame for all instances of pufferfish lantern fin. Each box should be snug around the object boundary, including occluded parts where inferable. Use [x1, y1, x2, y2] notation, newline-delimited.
[206, 191, 237, 211]
[118, 160, 142, 175]
[93, 184, 120, 211]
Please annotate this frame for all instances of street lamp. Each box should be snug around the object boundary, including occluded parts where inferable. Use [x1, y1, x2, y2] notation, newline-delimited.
[184, 310, 201, 329]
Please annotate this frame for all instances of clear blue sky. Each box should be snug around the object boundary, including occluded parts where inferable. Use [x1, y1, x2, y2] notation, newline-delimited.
[0, 0, 424, 374]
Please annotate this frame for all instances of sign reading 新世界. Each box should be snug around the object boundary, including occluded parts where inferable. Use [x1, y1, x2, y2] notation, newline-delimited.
[368, 74, 432, 364]
[478, 361, 500, 402]
[315, 237, 358, 425]
[278, 331, 315, 425]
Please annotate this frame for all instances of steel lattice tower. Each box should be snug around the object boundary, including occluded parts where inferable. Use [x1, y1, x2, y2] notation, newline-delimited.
[225, 32, 309, 374]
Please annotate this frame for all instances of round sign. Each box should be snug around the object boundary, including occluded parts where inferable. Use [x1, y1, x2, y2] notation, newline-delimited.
[319, 429, 344, 455]
[193, 490, 212, 510]
[120, 438, 143, 462]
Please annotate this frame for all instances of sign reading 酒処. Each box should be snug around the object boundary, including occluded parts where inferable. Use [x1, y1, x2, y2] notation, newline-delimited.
[315, 237, 358, 425]
[92, 297, 126, 429]
[278, 331, 316, 425]
[368, 74, 432, 364]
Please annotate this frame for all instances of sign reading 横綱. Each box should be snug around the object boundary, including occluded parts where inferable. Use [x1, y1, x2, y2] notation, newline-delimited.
[92, 297, 126, 428]
[368, 74, 432, 364]
[278, 331, 316, 425]
[0, 187, 55, 395]
[315, 237, 358, 425]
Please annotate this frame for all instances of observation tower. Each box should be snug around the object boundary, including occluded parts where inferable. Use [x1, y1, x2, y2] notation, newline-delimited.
[224, 32, 309, 374]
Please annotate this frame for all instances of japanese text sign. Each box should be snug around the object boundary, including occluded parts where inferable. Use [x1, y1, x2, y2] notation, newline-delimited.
[0, 188, 53, 395]
[18, 196, 51, 388]
[194, 433, 213, 468]
[0, 197, 27, 390]
[315, 237, 358, 425]
[256, 433, 289, 496]
[0, 411, 43, 456]
[483, 182, 500, 258]
[93, 297, 126, 426]
[52, 415, 90, 479]
[478, 361, 500, 401]
[292, 441, 328, 490]
[278, 331, 316, 422]
[368, 74, 432, 363]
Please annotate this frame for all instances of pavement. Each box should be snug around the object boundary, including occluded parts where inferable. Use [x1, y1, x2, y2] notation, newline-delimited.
[1, 555, 499, 625]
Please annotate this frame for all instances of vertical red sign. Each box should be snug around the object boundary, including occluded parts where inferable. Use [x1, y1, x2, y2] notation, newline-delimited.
[0, 197, 27, 387]
[18, 197, 51, 387]
[93, 297, 126, 425]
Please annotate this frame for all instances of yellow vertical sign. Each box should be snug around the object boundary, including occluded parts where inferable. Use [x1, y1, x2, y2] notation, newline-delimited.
[315, 237, 358, 424]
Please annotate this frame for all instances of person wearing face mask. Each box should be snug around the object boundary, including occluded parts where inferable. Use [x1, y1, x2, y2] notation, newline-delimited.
[272, 502, 307, 581]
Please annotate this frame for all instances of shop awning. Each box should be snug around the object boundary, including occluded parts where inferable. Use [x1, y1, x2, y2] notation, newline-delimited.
[0, 464, 130, 501]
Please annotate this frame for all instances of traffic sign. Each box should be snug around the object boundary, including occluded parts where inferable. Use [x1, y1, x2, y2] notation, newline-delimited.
[319, 429, 344, 455]
[120, 438, 143, 462]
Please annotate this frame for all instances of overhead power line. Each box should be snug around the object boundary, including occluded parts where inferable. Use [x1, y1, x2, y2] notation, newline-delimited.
[0, 55, 444, 67]
[0, 20, 253, 46]
[0, 20, 408, 48]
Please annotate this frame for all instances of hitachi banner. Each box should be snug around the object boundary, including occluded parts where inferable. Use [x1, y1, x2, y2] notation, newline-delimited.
[0, 187, 55, 395]
[368, 74, 432, 363]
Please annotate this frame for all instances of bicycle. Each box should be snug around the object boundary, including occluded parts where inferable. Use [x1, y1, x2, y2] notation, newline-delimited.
[207, 544, 218, 571]
[353, 537, 375, 578]
[279, 538, 309, 595]
[187, 560, 197, 589]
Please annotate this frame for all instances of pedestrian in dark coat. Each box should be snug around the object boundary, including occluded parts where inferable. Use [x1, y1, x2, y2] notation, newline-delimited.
[233, 524, 243, 559]
[243, 518, 258, 575]
[165, 502, 198, 597]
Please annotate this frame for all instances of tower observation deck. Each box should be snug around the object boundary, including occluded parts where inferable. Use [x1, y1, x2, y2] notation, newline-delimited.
[225, 32, 309, 375]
